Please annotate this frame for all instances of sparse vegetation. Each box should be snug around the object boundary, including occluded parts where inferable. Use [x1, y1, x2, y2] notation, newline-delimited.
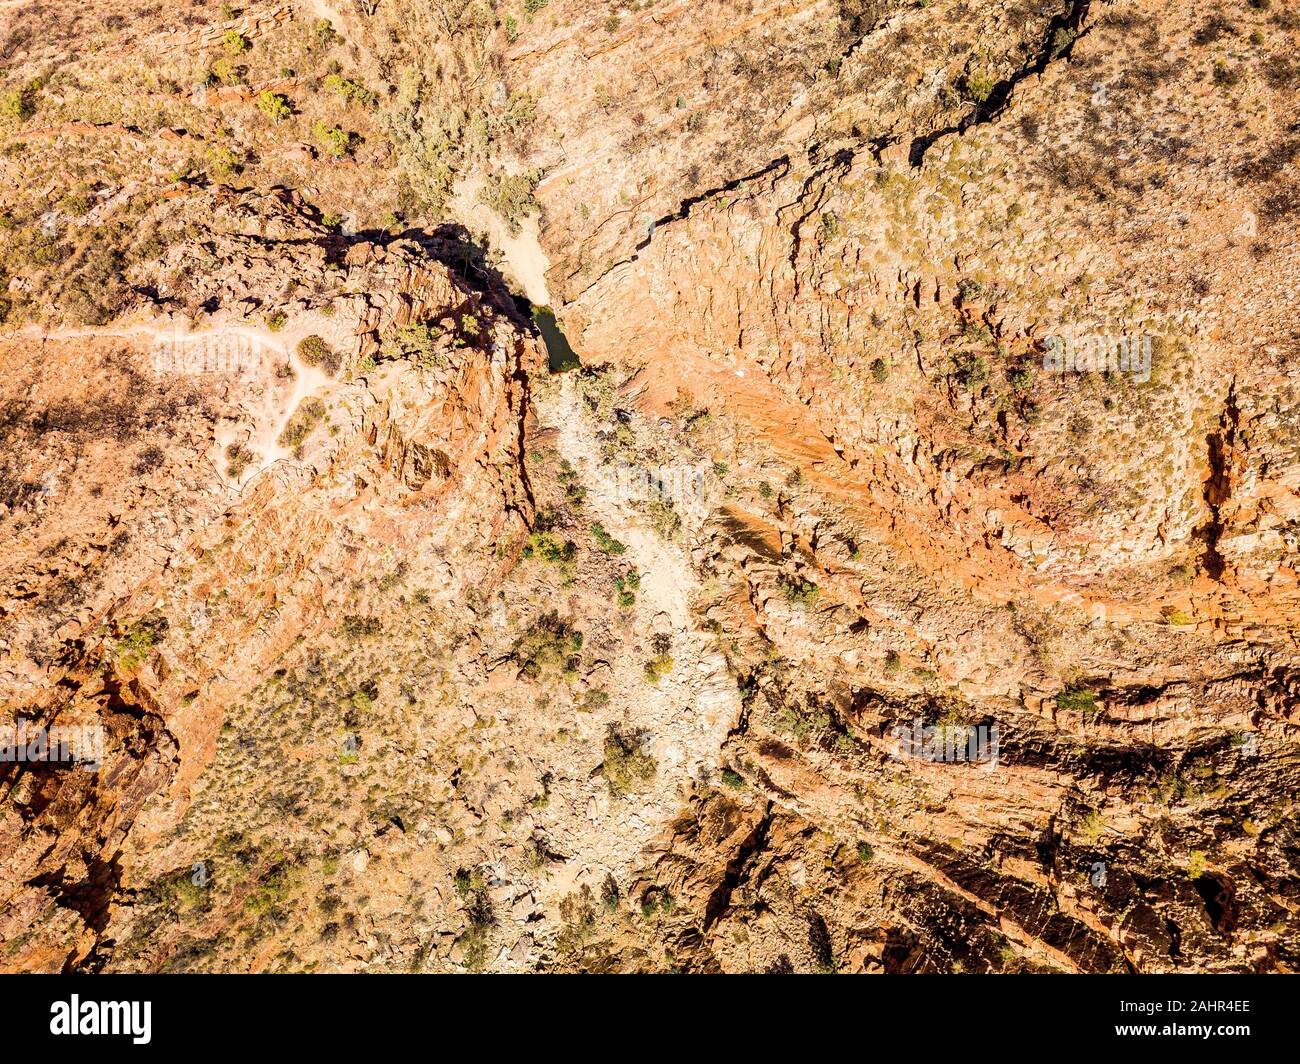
[256, 91, 292, 122]
[591, 522, 626, 555]
[514, 612, 583, 679]
[312, 121, 353, 158]
[297, 335, 340, 375]
[478, 169, 541, 234]
[602, 727, 657, 795]
[781, 576, 821, 608]
[1057, 686, 1099, 720]
[277, 398, 326, 453]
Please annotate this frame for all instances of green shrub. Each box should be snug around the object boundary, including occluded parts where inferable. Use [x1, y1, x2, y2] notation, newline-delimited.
[379, 321, 446, 367]
[207, 57, 240, 84]
[313, 18, 338, 48]
[207, 145, 242, 178]
[523, 530, 575, 565]
[312, 121, 352, 157]
[513, 612, 583, 679]
[1057, 686, 1098, 718]
[1050, 26, 1077, 58]
[959, 354, 989, 389]
[614, 568, 639, 608]
[223, 29, 249, 55]
[0, 90, 34, 121]
[297, 334, 339, 374]
[256, 90, 291, 122]
[159, 867, 211, 912]
[277, 398, 325, 452]
[603, 728, 657, 795]
[322, 74, 377, 107]
[116, 615, 167, 671]
[591, 522, 626, 555]
[643, 651, 673, 683]
[244, 864, 296, 916]
[961, 69, 996, 103]
[644, 497, 681, 540]
[478, 168, 541, 235]
[781, 577, 820, 608]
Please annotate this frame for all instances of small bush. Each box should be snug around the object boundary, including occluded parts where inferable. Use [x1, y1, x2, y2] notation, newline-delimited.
[1057, 686, 1098, 719]
[643, 497, 681, 540]
[591, 522, 626, 555]
[313, 18, 338, 48]
[478, 169, 541, 235]
[961, 69, 997, 104]
[643, 655, 673, 682]
[244, 864, 296, 916]
[207, 145, 242, 178]
[322, 74, 377, 108]
[514, 612, 583, 679]
[614, 568, 639, 608]
[523, 530, 575, 565]
[781, 577, 820, 608]
[1050, 26, 1077, 58]
[256, 90, 292, 122]
[603, 727, 657, 795]
[0, 90, 34, 121]
[312, 121, 352, 158]
[380, 321, 445, 367]
[116, 615, 167, 670]
[297, 334, 339, 374]
[277, 398, 325, 453]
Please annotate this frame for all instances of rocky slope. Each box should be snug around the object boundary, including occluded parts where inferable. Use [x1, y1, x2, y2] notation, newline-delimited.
[1, 0, 1298, 973]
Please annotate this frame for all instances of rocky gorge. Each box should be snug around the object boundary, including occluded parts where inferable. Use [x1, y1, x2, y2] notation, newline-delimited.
[1, 0, 1298, 974]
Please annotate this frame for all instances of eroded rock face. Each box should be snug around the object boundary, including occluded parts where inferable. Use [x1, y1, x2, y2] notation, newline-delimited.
[0, 189, 543, 971]
[526, 0, 1300, 972]
[1, 0, 1298, 974]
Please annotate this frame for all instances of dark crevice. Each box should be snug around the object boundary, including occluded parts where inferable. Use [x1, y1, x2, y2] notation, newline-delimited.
[1193, 872, 1238, 936]
[1197, 381, 1239, 581]
[565, 154, 793, 306]
[702, 802, 773, 930]
[908, 0, 1094, 168]
[637, 154, 792, 252]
